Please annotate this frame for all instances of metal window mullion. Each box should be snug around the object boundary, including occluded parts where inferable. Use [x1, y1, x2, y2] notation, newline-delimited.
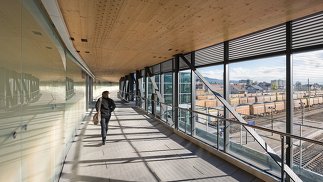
[144, 68, 148, 111]
[224, 41, 229, 151]
[191, 52, 195, 136]
[286, 22, 293, 180]
[85, 75, 89, 110]
[174, 55, 179, 130]
[89, 76, 93, 103]
[136, 70, 140, 106]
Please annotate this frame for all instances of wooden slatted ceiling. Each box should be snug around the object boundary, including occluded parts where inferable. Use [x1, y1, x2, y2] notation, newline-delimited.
[58, 0, 323, 82]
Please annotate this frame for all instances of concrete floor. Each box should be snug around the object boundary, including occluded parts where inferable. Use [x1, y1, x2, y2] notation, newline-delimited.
[59, 98, 263, 182]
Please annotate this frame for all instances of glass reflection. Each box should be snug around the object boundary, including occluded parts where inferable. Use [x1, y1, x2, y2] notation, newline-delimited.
[0, 1, 86, 181]
[179, 69, 191, 133]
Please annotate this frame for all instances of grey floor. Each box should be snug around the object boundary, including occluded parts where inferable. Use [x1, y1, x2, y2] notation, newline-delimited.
[59, 99, 263, 182]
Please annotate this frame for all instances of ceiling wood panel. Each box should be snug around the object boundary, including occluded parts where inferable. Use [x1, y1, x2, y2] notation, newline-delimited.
[57, 0, 323, 82]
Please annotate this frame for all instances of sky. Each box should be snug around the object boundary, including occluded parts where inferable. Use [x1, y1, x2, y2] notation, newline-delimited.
[197, 50, 323, 84]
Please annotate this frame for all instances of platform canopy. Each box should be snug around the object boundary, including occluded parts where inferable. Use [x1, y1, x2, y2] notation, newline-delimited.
[57, 0, 323, 82]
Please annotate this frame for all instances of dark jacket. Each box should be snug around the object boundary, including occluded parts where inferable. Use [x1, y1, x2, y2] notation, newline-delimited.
[95, 97, 116, 118]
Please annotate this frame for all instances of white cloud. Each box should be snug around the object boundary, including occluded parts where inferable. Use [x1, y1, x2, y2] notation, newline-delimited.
[195, 51, 323, 84]
[229, 66, 285, 82]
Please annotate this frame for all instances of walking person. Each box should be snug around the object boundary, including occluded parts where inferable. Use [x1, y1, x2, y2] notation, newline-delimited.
[95, 91, 116, 145]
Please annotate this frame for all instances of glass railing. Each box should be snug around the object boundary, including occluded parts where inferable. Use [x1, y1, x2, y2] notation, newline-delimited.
[119, 91, 323, 182]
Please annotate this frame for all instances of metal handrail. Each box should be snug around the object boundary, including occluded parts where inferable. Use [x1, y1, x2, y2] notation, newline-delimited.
[119, 91, 323, 181]
[134, 94, 323, 146]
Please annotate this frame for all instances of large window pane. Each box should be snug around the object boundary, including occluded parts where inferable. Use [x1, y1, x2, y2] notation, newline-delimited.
[292, 50, 323, 180]
[179, 70, 191, 133]
[227, 56, 286, 177]
[194, 65, 224, 148]
[161, 73, 173, 124]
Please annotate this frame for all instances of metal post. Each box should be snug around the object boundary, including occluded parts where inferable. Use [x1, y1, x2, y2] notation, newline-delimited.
[308, 78, 311, 111]
[245, 126, 248, 145]
[217, 117, 219, 150]
[89, 76, 93, 104]
[184, 110, 187, 133]
[144, 68, 148, 111]
[135, 70, 140, 106]
[85, 75, 89, 111]
[286, 22, 293, 176]
[174, 55, 180, 130]
[191, 52, 196, 136]
[240, 125, 243, 145]
[281, 135, 285, 182]
[206, 107, 209, 132]
[152, 93, 157, 117]
[300, 102, 304, 168]
[166, 105, 169, 124]
[224, 41, 230, 151]
[269, 106, 274, 136]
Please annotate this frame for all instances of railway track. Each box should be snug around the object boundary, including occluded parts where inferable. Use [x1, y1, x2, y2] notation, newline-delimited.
[293, 134, 323, 175]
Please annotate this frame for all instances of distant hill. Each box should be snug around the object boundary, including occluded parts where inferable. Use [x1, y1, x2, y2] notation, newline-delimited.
[204, 77, 222, 84]
[201, 77, 239, 84]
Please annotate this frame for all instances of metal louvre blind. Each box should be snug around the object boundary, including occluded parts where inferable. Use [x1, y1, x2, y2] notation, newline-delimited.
[152, 64, 160, 74]
[161, 59, 173, 73]
[195, 43, 224, 66]
[229, 25, 286, 60]
[179, 53, 191, 69]
[292, 13, 323, 49]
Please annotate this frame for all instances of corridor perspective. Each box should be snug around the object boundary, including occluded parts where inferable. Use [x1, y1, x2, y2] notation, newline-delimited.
[1, 0, 323, 182]
[60, 93, 261, 182]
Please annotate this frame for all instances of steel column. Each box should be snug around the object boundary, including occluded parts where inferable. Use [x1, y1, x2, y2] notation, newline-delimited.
[174, 55, 180, 130]
[135, 70, 140, 106]
[86, 74, 89, 110]
[144, 68, 148, 111]
[224, 41, 230, 151]
[286, 21, 293, 179]
[179, 53, 301, 182]
[191, 52, 196, 135]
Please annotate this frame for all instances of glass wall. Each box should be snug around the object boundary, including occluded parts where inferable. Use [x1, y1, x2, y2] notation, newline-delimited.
[227, 56, 286, 176]
[147, 75, 153, 113]
[179, 70, 191, 133]
[0, 1, 88, 181]
[292, 50, 323, 178]
[161, 72, 173, 123]
[118, 11, 323, 182]
[194, 65, 224, 146]
[155, 74, 161, 117]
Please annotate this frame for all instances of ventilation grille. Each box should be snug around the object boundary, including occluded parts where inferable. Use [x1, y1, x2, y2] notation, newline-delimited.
[292, 13, 323, 49]
[229, 25, 286, 60]
[161, 59, 173, 73]
[195, 44, 224, 66]
[152, 64, 160, 74]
